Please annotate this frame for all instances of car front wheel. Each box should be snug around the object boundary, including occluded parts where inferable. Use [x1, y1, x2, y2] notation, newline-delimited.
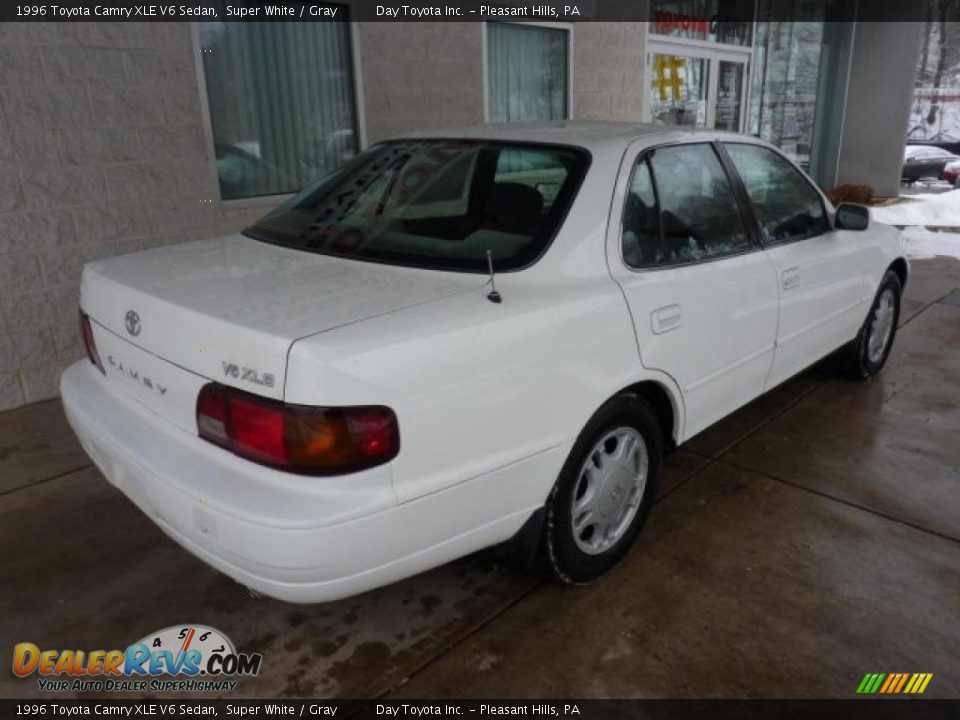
[842, 270, 902, 379]
[543, 394, 663, 584]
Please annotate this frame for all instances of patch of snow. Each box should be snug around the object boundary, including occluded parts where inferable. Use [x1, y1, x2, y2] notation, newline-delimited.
[869, 190, 960, 260]
[900, 226, 960, 261]
[904, 179, 954, 192]
[873, 190, 960, 227]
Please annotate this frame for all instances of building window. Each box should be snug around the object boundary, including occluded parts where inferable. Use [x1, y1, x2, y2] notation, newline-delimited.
[487, 23, 569, 123]
[748, 1, 854, 185]
[198, 19, 359, 201]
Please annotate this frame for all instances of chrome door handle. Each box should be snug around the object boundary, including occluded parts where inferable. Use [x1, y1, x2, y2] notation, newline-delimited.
[781, 267, 801, 290]
[651, 304, 682, 334]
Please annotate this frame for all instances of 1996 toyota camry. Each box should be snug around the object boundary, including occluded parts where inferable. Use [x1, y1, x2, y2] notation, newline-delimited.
[62, 124, 907, 602]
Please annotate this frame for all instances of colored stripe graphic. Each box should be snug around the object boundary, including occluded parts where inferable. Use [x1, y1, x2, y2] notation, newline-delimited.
[857, 672, 932, 694]
[893, 673, 909, 693]
[856, 673, 886, 694]
[879, 674, 896, 693]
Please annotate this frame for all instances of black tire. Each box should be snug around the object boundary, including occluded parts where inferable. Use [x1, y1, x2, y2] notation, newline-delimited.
[544, 394, 663, 585]
[841, 270, 902, 379]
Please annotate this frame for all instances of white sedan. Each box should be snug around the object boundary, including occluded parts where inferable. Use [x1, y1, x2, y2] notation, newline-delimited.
[62, 124, 907, 602]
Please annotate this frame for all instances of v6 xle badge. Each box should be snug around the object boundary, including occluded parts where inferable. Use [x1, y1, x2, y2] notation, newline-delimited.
[222, 362, 275, 388]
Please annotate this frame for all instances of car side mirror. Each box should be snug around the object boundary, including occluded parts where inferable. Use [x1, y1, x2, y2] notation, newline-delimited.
[835, 203, 869, 231]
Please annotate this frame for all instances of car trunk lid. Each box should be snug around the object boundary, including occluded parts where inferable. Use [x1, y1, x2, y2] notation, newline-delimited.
[81, 234, 485, 429]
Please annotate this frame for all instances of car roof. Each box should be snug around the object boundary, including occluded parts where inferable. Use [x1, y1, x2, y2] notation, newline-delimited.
[395, 121, 754, 153]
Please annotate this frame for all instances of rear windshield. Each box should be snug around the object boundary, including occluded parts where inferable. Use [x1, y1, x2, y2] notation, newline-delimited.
[244, 140, 589, 272]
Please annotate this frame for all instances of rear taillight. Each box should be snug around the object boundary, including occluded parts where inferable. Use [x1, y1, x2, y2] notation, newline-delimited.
[196, 383, 399, 475]
[79, 310, 105, 375]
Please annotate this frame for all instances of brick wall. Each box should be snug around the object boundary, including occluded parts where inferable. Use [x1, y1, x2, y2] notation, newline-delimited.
[573, 23, 646, 122]
[357, 23, 485, 143]
[0, 22, 265, 411]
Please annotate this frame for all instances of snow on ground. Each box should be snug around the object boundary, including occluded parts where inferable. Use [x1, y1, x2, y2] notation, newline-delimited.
[871, 190, 960, 261]
[899, 226, 960, 260]
[872, 190, 960, 226]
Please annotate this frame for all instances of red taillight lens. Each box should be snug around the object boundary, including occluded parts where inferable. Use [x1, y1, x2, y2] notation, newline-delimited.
[196, 383, 399, 475]
[79, 310, 105, 375]
[228, 392, 288, 466]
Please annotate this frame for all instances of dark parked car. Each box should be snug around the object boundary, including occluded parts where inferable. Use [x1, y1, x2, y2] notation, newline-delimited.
[902, 144, 960, 183]
[905, 137, 960, 155]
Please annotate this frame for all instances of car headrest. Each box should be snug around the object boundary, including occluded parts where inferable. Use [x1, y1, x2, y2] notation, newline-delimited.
[485, 183, 544, 223]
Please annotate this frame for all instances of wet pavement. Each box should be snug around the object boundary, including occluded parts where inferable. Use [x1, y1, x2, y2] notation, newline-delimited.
[1, 257, 958, 700]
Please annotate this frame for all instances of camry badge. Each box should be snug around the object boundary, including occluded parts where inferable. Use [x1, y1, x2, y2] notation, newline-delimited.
[125, 310, 141, 337]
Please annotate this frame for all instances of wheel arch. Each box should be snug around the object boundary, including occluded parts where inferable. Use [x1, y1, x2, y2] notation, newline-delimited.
[888, 257, 908, 289]
[616, 378, 683, 450]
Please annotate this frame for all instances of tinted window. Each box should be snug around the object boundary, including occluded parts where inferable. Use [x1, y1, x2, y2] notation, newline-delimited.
[621, 159, 661, 268]
[724, 143, 829, 244]
[625, 143, 749, 268]
[245, 141, 588, 273]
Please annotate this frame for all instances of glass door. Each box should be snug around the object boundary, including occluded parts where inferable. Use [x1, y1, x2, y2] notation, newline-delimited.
[714, 60, 745, 131]
[649, 53, 710, 128]
[646, 46, 749, 132]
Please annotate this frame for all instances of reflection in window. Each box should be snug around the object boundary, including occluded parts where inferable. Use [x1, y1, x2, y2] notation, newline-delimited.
[626, 144, 749, 267]
[487, 23, 569, 122]
[621, 159, 660, 268]
[748, 19, 824, 171]
[200, 19, 358, 200]
[249, 141, 588, 272]
[747, 1, 854, 186]
[724, 143, 829, 244]
[714, 61, 744, 131]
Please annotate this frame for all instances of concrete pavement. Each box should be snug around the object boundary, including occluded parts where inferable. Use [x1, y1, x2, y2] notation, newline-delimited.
[1, 257, 958, 700]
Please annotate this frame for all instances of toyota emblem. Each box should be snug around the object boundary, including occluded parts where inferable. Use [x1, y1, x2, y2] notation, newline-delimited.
[125, 310, 141, 337]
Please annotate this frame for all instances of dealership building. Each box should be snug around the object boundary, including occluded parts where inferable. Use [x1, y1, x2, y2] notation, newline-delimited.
[0, 1, 924, 410]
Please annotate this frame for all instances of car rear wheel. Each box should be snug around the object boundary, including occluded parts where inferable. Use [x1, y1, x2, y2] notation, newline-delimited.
[841, 270, 902, 379]
[543, 395, 662, 584]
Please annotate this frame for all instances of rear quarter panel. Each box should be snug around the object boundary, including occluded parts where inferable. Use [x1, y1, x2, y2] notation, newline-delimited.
[284, 278, 648, 505]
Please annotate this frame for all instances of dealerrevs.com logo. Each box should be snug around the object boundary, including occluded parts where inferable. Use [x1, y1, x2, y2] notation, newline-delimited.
[13, 625, 262, 693]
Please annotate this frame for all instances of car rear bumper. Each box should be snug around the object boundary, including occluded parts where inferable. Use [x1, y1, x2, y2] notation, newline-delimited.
[60, 361, 547, 603]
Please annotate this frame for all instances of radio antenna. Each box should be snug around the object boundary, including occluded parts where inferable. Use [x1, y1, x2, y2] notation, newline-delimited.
[486, 250, 502, 304]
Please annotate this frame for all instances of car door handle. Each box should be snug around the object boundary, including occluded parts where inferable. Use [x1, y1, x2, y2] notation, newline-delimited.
[781, 267, 801, 290]
[651, 304, 682, 334]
